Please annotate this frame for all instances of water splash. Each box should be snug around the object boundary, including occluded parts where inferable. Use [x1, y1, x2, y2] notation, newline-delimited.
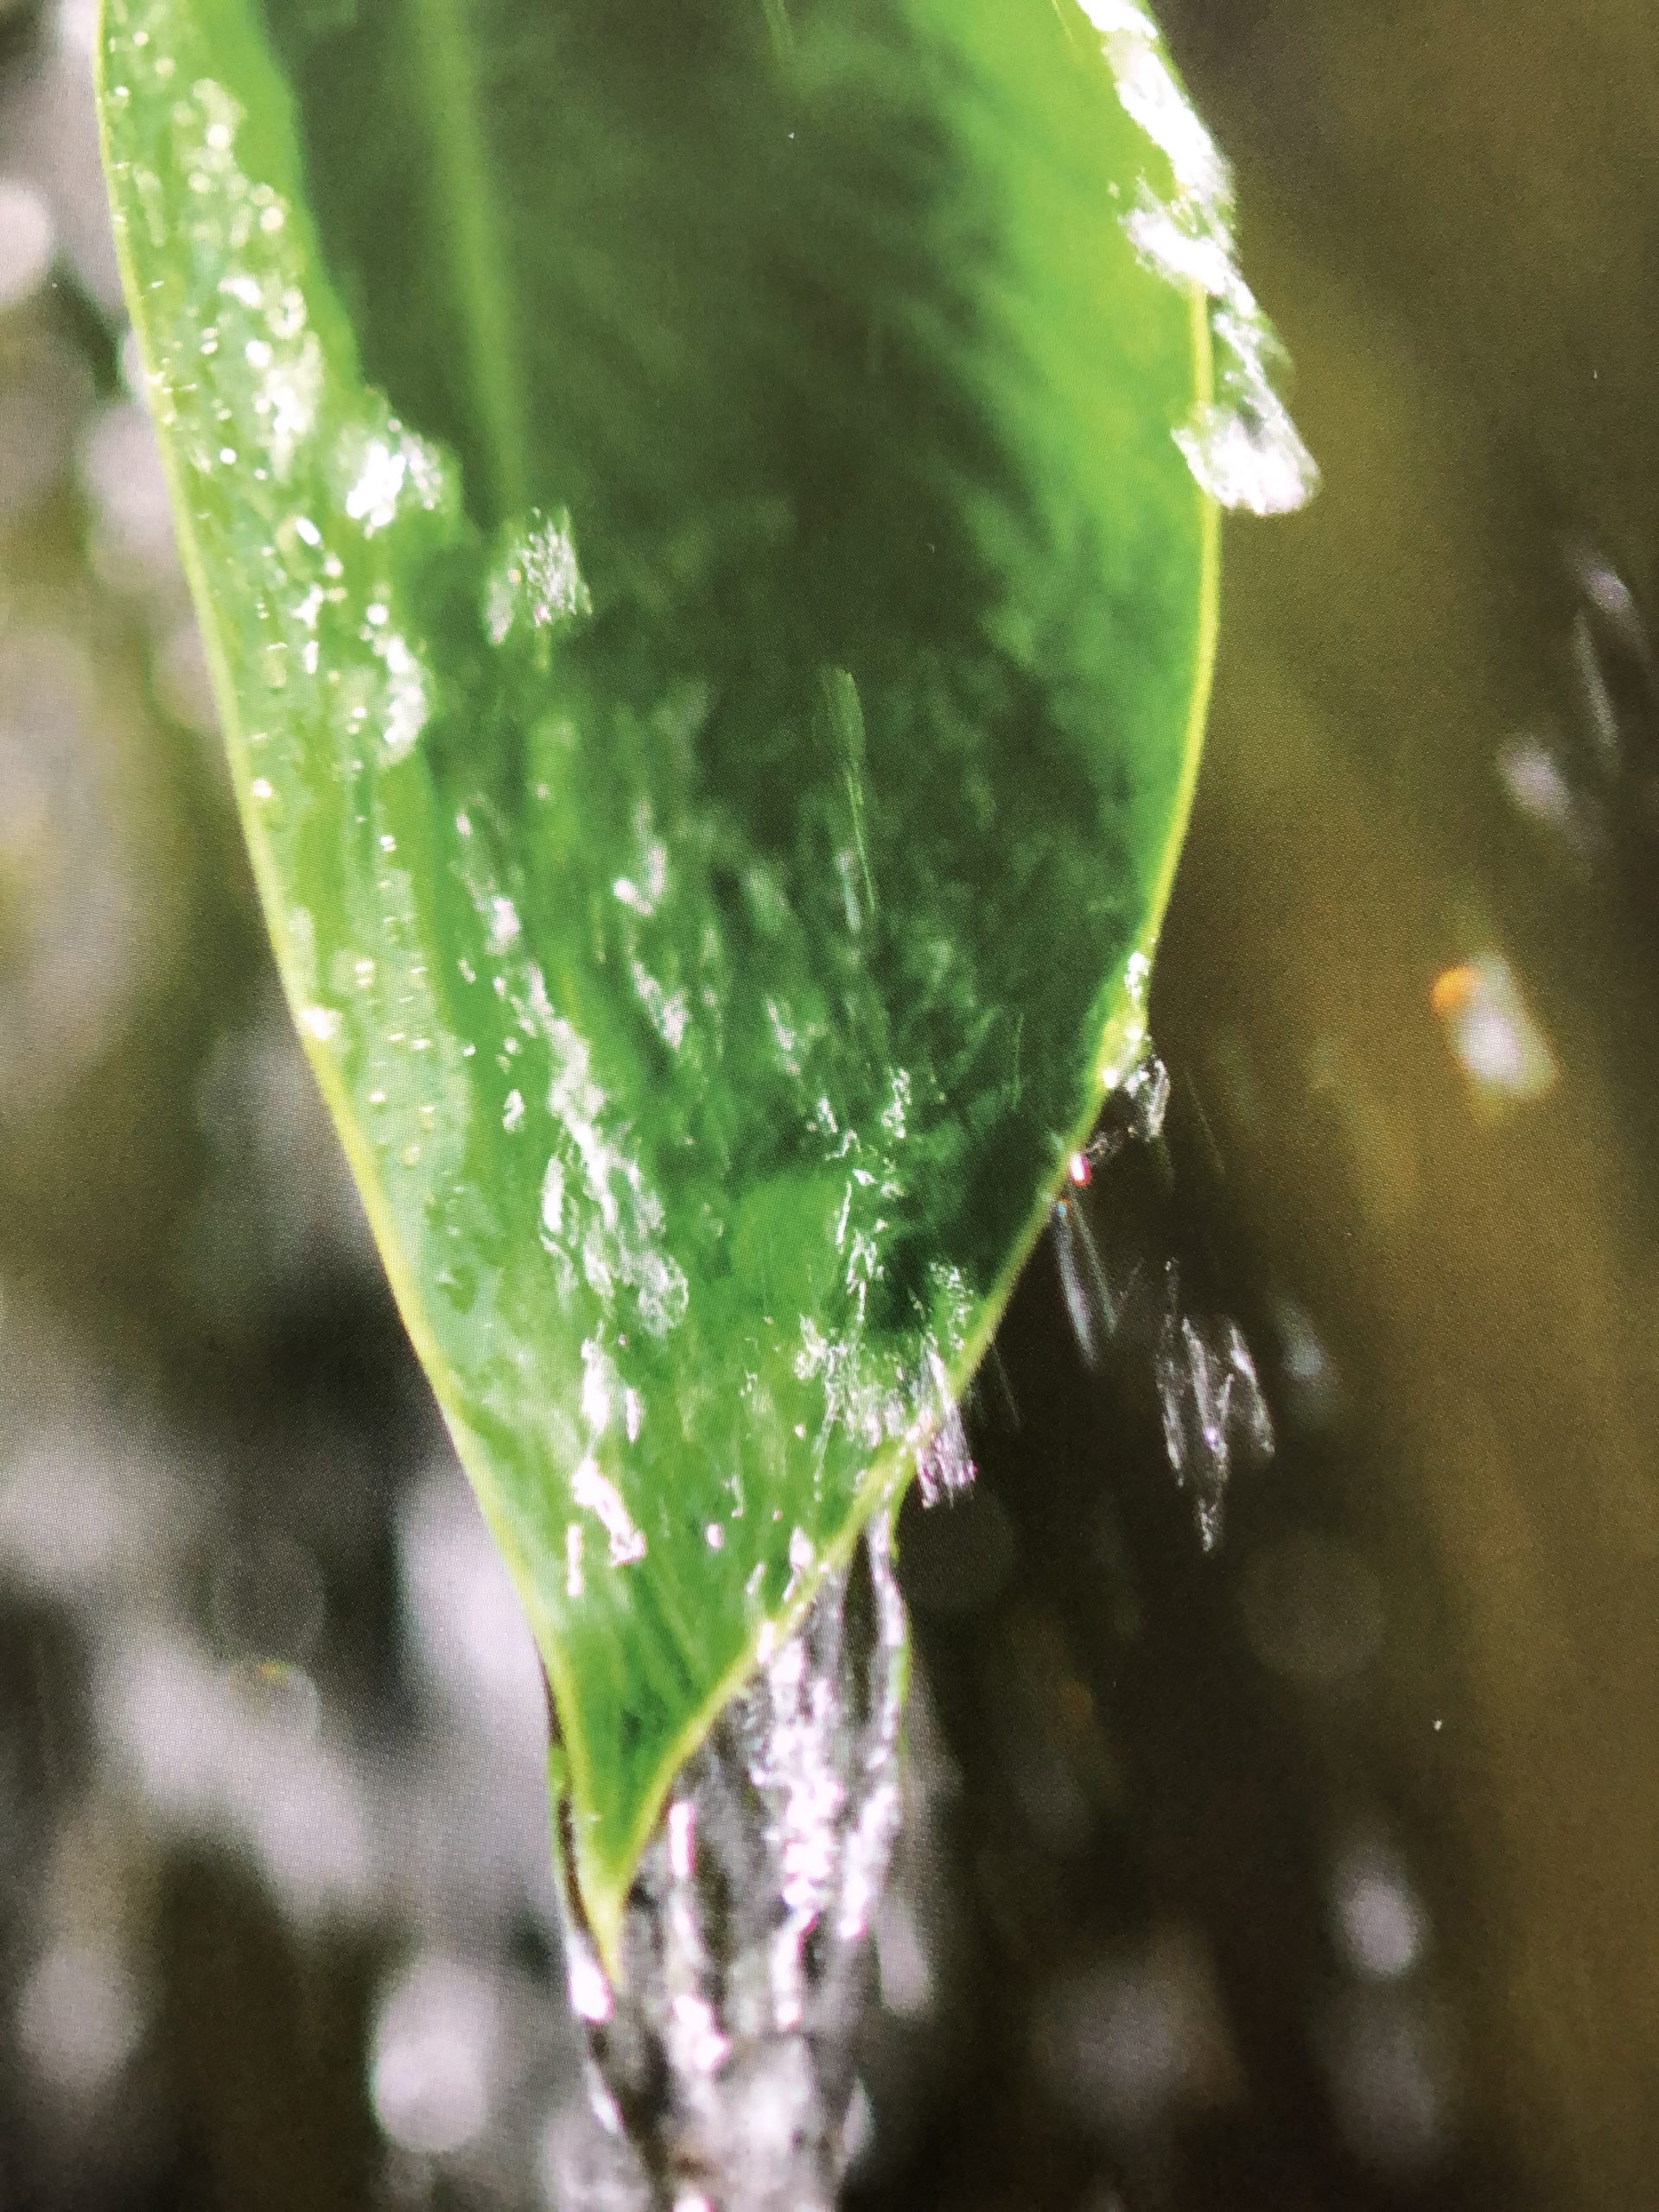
[1085, 0, 1319, 516]
[1054, 1051, 1274, 1547]
[1053, 1049, 1172, 1368]
[1154, 1265, 1274, 1549]
[484, 507, 592, 653]
[553, 1520, 907, 2211]
[913, 1350, 975, 1505]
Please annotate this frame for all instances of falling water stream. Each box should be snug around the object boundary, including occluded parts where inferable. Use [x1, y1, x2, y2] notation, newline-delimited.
[552, 1522, 907, 2211]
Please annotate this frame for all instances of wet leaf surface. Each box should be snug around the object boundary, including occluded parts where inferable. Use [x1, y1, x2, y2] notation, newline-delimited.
[98, 0, 1215, 1951]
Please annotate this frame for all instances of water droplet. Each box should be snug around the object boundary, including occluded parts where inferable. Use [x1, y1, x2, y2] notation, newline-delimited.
[914, 1351, 974, 1503]
[341, 435, 406, 531]
[484, 508, 592, 647]
[1053, 1194, 1116, 1369]
[1175, 371, 1320, 518]
[571, 1454, 646, 1567]
[374, 630, 431, 761]
[1087, 6, 1318, 515]
[540, 1156, 565, 1242]
[1155, 1268, 1274, 1548]
[631, 959, 690, 1050]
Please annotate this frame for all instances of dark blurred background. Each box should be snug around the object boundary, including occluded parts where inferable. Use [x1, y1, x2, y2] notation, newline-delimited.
[2, 0, 1656, 2206]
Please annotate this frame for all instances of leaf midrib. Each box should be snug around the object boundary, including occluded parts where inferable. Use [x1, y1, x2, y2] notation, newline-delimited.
[405, 0, 528, 519]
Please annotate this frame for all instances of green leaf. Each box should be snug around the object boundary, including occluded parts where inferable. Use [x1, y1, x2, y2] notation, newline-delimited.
[98, 0, 1218, 1963]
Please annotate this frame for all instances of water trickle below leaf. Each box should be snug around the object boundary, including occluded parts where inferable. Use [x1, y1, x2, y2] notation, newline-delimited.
[553, 1519, 909, 2211]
